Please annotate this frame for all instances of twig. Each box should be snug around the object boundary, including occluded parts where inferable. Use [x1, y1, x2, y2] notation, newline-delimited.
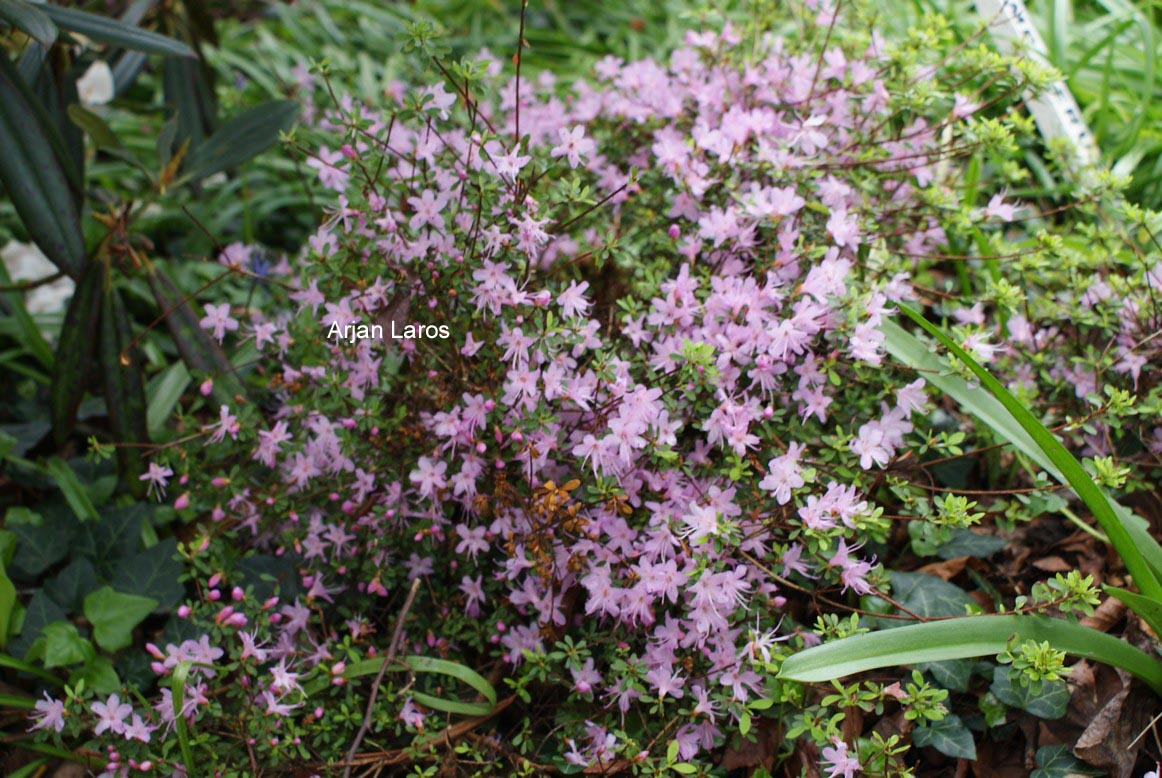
[342, 578, 422, 778]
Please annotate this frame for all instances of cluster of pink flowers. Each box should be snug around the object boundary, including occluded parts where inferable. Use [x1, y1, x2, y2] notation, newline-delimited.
[41, 1, 1162, 773]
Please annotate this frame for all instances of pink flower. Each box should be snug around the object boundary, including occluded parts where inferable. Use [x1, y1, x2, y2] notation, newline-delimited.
[759, 442, 806, 505]
[28, 692, 66, 733]
[985, 193, 1017, 221]
[199, 303, 238, 343]
[557, 280, 592, 320]
[550, 125, 597, 168]
[91, 693, 132, 736]
[139, 461, 174, 500]
[821, 738, 861, 778]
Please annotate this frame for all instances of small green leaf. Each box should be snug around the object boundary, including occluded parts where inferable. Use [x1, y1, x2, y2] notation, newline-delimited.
[912, 713, 976, 759]
[936, 529, 1006, 560]
[82, 586, 157, 652]
[39, 5, 195, 58]
[0, 0, 58, 47]
[671, 763, 698, 775]
[183, 100, 300, 179]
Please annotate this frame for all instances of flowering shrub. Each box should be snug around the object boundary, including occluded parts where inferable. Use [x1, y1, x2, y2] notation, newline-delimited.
[18, 2, 1162, 776]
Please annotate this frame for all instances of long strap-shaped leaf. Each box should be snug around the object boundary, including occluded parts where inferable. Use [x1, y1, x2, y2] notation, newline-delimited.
[778, 614, 1162, 694]
[99, 287, 149, 495]
[892, 305, 1162, 601]
[50, 260, 105, 445]
[0, 53, 85, 279]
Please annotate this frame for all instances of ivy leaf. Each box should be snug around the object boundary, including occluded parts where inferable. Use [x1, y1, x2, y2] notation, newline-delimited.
[8, 508, 74, 578]
[913, 713, 977, 759]
[9, 589, 67, 660]
[917, 659, 974, 692]
[44, 557, 98, 612]
[889, 572, 975, 620]
[936, 529, 1006, 560]
[76, 503, 148, 576]
[990, 666, 1069, 719]
[83, 587, 157, 652]
[1031, 744, 1104, 777]
[111, 538, 184, 611]
[38, 621, 95, 668]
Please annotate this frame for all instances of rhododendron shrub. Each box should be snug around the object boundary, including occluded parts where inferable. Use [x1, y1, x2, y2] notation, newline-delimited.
[26, 4, 1162, 776]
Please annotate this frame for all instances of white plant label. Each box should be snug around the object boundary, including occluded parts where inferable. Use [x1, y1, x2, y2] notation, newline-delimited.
[976, 0, 1100, 165]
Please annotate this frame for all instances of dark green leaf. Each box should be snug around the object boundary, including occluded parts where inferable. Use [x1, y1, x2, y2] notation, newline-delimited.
[0, 421, 51, 457]
[83, 586, 157, 652]
[1031, 744, 1104, 777]
[184, 100, 300, 179]
[990, 667, 1069, 719]
[39, 5, 195, 58]
[917, 659, 974, 692]
[0, 0, 56, 46]
[0, 53, 85, 278]
[912, 714, 976, 760]
[889, 572, 974, 620]
[76, 503, 147, 575]
[44, 558, 98, 612]
[9, 509, 74, 578]
[0, 0, 58, 47]
[162, 56, 217, 155]
[112, 538, 184, 611]
[936, 529, 1007, 560]
[98, 288, 148, 493]
[9, 590, 67, 660]
[50, 260, 104, 445]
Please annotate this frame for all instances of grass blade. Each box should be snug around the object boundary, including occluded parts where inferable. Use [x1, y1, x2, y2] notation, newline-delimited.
[777, 614, 1162, 694]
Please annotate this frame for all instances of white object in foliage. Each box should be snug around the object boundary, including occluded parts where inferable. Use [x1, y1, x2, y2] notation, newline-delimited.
[76, 60, 114, 106]
[976, 0, 1100, 166]
[1, 240, 76, 317]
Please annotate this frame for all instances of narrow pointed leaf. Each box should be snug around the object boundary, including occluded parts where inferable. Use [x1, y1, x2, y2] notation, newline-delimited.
[43, 456, 99, 521]
[887, 307, 1162, 601]
[0, 54, 85, 278]
[0, 558, 15, 648]
[777, 614, 1162, 694]
[0, 0, 58, 48]
[183, 100, 300, 179]
[0, 255, 53, 370]
[39, 5, 195, 58]
[99, 287, 148, 495]
[1103, 586, 1162, 640]
[50, 260, 104, 445]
